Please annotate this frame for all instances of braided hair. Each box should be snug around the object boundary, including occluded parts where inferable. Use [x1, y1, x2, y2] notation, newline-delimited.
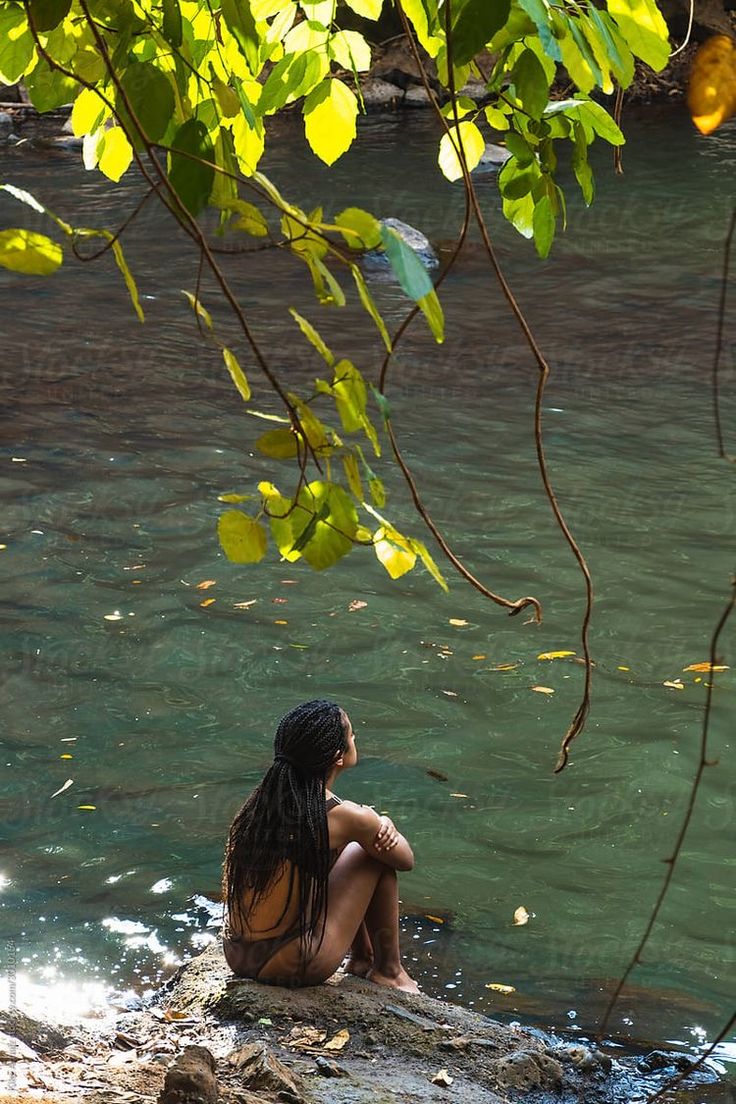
[221, 699, 348, 965]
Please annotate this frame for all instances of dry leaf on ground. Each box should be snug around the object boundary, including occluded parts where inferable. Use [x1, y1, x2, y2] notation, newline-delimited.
[324, 1028, 350, 1051]
[431, 1067, 454, 1087]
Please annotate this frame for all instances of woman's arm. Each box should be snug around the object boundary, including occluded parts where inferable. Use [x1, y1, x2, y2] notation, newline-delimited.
[332, 801, 414, 871]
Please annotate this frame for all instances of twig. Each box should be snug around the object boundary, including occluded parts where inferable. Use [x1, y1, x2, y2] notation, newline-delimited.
[713, 206, 736, 462]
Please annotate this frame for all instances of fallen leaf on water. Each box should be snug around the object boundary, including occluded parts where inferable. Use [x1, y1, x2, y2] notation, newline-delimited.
[485, 982, 516, 994]
[442, 690, 457, 697]
[431, 1068, 454, 1087]
[348, 599, 368, 611]
[273, 597, 288, 604]
[449, 618, 468, 627]
[513, 906, 530, 926]
[104, 612, 123, 621]
[274, 619, 288, 625]
[663, 679, 684, 690]
[618, 666, 630, 671]
[472, 654, 487, 660]
[537, 650, 576, 660]
[77, 804, 96, 810]
[490, 662, 519, 671]
[425, 914, 445, 924]
[324, 1028, 350, 1051]
[687, 34, 736, 134]
[196, 579, 216, 590]
[450, 792, 468, 799]
[50, 779, 74, 798]
[60, 754, 73, 759]
[427, 768, 449, 782]
[683, 662, 729, 673]
[233, 600, 257, 609]
[531, 686, 555, 694]
[200, 598, 216, 608]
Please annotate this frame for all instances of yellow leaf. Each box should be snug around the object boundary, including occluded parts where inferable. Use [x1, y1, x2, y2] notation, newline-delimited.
[438, 121, 486, 182]
[449, 618, 469, 627]
[274, 619, 288, 625]
[182, 290, 213, 329]
[0, 229, 63, 276]
[537, 650, 576, 660]
[196, 580, 217, 590]
[200, 598, 216, 608]
[77, 804, 96, 810]
[324, 1028, 350, 1051]
[683, 661, 729, 673]
[374, 526, 416, 579]
[472, 654, 487, 660]
[531, 685, 555, 694]
[71, 87, 108, 137]
[232, 114, 265, 175]
[663, 679, 685, 690]
[304, 78, 358, 166]
[687, 34, 736, 134]
[218, 510, 268, 564]
[223, 347, 251, 401]
[97, 126, 133, 183]
[513, 906, 530, 926]
[425, 914, 445, 924]
[485, 982, 516, 994]
[618, 665, 630, 671]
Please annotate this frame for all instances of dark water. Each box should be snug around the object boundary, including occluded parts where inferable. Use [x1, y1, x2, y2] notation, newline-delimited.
[0, 106, 734, 1085]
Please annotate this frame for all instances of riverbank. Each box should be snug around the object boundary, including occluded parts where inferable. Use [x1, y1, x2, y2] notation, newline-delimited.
[0, 940, 723, 1103]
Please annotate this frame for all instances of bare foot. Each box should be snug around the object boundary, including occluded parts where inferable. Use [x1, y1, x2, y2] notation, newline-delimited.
[367, 966, 421, 994]
[343, 956, 373, 978]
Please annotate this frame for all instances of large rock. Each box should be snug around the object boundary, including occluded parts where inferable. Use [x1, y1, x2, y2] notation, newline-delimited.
[363, 216, 439, 273]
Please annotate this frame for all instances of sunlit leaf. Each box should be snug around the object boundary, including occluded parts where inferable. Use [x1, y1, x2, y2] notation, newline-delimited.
[0, 229, 62, 276]
[335, 207, 382, 250]
[218, 510, 268, 563]
[343, 0, 383, 16]
[682, 661, 730, 672]
[538, 650, 576, 660]
[687, 35, 736, 135]
[181, 290, 213, 329]
[373, 525, 416, 579]
[303, 78, 358, 166]
[257, 427, 299, 459]
[438, 121, 486, 182]
[485, 982, 517, 994]
[531, 685, 555, 693]
[289, 308, 334, 366]
[607, 0, 670, 71]
[98, 127, 133, 183]
[223, 347, 251, 401]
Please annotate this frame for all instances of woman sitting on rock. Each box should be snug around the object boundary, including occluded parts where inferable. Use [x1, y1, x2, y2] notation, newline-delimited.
[221, 698, 419, 992]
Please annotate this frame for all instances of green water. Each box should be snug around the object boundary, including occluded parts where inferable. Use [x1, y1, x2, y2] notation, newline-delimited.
[0, 108, 734, 1071]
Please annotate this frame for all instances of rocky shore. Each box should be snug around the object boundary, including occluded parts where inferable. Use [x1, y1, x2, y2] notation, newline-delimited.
[0, 940, 723, 1104]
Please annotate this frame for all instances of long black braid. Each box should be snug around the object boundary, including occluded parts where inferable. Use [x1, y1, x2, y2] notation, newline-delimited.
[221, 699, 347, 967]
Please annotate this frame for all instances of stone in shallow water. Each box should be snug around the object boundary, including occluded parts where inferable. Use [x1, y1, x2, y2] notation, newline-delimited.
[363, 216, 439, 273]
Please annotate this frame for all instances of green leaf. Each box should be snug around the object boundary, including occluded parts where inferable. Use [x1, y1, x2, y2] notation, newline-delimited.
[292, 482, 358, 570]
[532, 193, 555, 258]
[607, 0, 670, 70]
[380, 226, 433, 301]
[335, 207, 382, 250]
[223, 348, 251, 401]
[162, 0, 183, 47]
[221, 0, 261, 75]
[28, 0, 71, 32]
[0, 229, 62, 275]
[218, 510, 268, 563]
[289, 309, 334, 366]
[343, 453, 364, 500]
[574, 98, 625, 144]
[369, 477, 385, 508]
[304, 253, 346, 306]
[351, 265, 392, 353]
[259, 481, 301, 561]
[452, 0, 512, 67]
[118, 62, 175, 146]
[504, 129, 535, 166]
[438, 120, 486, 181]
[257, 427, 299, 459]
[222, 198, 269, 236]
[417, 288, 444, 343]
[411, 537, 449, 591]
[0, 6, 33, 84]
[502, 191, 535, 238]
[110, 238, 144, 322]
[571, 121, 594, 204]
[332, 359, 367, 432]
[303, 78, 358, 166]
[511, 49, 550, 120]
[329, 29, 372, 72]
[168, 120, 215, 216]
[232, 114, 265, 175]
[24, 58, 78, 111]
[485, 105, 510, 130]
[517, 0, 561, 61]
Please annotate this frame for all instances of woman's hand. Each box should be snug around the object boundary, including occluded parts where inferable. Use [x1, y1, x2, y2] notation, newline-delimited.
[374, 815, 400, 852]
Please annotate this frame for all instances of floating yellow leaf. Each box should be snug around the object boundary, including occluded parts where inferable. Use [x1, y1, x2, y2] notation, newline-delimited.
[274, 619, 288, 625]
[531, 685, 555, 694]
[233, 600, 257, 609]
[78, 804, 96, 810]
[324, 1028, 350, 1051]
[513, 905, 530, 926]
[663, 679, 685, 690]
[200, 598, 216, 608]
[485, 982, 516, 994]
[104, 612, 123, 621]
[683, 662, 729, 673]
[60, 754, 73, 760]
[687, 35, 736, 135]
[618, 665, 630, 671]
[537, 650, 576, 660]
[449, 618, 469, 626]
[196, 579, 217, 590]
[472, 654, 487, 660]
[450, 792, 468, 798]
[425, 914, 445, 924]
[491, 662, 519, 671]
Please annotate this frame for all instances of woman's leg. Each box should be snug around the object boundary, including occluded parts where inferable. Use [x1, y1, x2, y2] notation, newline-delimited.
[257, 843, 417, 991]
[344, 920, 373, 977]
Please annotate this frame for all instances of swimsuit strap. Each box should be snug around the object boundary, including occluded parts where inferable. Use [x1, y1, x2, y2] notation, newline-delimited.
[325, 795, 342, 811]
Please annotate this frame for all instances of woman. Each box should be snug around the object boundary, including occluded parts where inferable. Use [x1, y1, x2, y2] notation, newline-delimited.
[221, 699, 418, 992]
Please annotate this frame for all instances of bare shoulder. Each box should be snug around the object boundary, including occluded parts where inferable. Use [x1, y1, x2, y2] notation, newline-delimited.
[327, 798, 381, 846]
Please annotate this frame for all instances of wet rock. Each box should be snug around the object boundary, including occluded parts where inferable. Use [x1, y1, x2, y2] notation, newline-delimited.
[638, 1048, 695, 1074]
[362, 216, 439, 272]
[0, 1009, 70, 1056]
[489, 1048, 564, 1091]
[361, 77, 404, 111]
[227, 1040, 304, 1101]
[473, 143, 512, 174]
[158, 1044, 218, 1104]
[403, 85, 433, 108]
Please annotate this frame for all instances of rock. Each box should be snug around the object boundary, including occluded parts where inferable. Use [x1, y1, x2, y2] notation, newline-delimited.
[0, 1009, 70, 1056]
[0, 1030, 39, 1062]
[158, 1044, 218, 1104]
[227, 1040, 304, 1101]
[0, 111, 16, 143]
[362, 216, 439, 272]
[637, 1048, 695, 1074]
[488, 1049, 564, 1091]
[473, 143, 512, 174]
[403, 85, 433, 108]
[360, 78, 404, 111]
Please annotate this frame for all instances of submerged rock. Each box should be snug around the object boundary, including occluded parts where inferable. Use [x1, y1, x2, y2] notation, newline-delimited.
[360, 77, 404, 111]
